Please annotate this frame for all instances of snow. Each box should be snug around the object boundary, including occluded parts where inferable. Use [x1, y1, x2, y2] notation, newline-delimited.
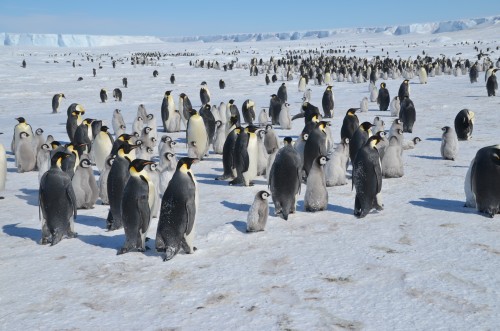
[0, 19, 500, 330]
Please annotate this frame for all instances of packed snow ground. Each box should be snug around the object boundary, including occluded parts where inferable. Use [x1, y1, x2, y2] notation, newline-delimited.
[0, 23, 499, 330]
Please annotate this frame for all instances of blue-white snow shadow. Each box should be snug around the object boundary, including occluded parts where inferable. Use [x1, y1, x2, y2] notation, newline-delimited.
[221, 200, 250, 211]
[409, 197, 476, 214]
[2, 223, 40, 243]
[227, 220, 247, 233]
[16, 188, 38, 206]
[75, 215, 106, 229]
[410, 155, 442, 160]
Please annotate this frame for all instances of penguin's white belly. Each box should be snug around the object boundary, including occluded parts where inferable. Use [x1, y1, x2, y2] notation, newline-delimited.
[243, 136, 258, 184]
[92, 135, 112, 173]
[187, 118, 208, 159]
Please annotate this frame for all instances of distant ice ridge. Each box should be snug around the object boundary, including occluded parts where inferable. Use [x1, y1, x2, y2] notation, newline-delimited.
[0, 33, 163, 47]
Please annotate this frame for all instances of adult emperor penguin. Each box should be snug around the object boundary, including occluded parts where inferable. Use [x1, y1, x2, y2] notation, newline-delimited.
[156, 157, 199, 261]
[11, 117, 34, 153]
[441, 126, 459, 161]
[419, 66, 428, 84]
[100, 88, 108, 103]
[304, 155, 328, 212]
[51, 93, 65, 113]
[469, 62, 478, 83]
[199, 81, 211, 105]
[454, 109, 475, 141]
[66, 103, 85, 119]
[242, 99, 256, 125]
[66, 110, 82, 143]
[321, 85, 334, 118]
[0, 135, 6, 199]
[186, 109, 209, 160]
[112, 109, 126, 137]
[15, 132, 36, 173]
[118, 159, 156, 254]
[230, 125, 259, 186]
[199, 104, 216, 146]
[349, 122, 373, 165]
[73, 118, 93, 154]
[352, 135, 384, 218]
[486, 69, 498, 97]
[122, 77, 128, 88]
[471, 145, 500, 217]
[92, 126, 114, 174]
[399, 97, 416, 133]
[340, 108, 359, 141]
[269, 137, 302, 220]
[303, 121, 330, 178]
[113, 88, 122, 101]
[161, 91, 181, 133]
[72, 156, 99, 209]
[390, 96, 400, 117]
[219, 79, 225, 89]
[227, 99, 241, 128]
[269, 94, 282, 125]
[398, 79, 410, 104]
[277, 82, 287, 103]
[377, 82, 390, 111]
[179, 93, 193, 129]
[39, 151, 78, 245]
[246, 190, 270, 232]
[107, 142, 138, 231]
[216, 118, 241, 180]
[382, 135, 403, 178]
[170, 73, 175, 84]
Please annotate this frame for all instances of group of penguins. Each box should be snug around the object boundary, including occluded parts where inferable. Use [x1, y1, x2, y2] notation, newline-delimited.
[2, 48, 500, 262]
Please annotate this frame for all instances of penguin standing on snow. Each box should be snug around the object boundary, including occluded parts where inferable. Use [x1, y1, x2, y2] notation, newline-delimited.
[113, 88, 122, 101]
[98, 155, 114, 205]
[382, 135, 404, 178]
[390, 96, 400, 117]
[179, 93, 193, 130]
[486, 69, 498, 97]
[258, 108, 268, 126]
[303, 121, 330, 178]
[15, 131, 36, 173]
[199, 81, 211, 105]
[37, 143, 51, 182]
[454, 109, 475, 141]
[161, 91, 181, 133]
[170, 74, 175, 84]
[156, 157, 199, 261]
[325, 138, 350, 187]
[118, 159, 156, 254]
[340, 108, 359, 141]
[112, 109, 126, 137]
[216, 120, 240, 180]
[349, 122, 373, 166]
[321, 85, 334, 118]
[52, 93, 65, 113]
[246, 190, 270, 232]
[227, 99, 241, 128]
[11, 117, 34, 154]
[199, 104, 216, 147]
[377, 82, 390, 111]
[277, 82, 287, 103]
[230, 126, 259, 186]
[100, 89, 108, 103]
[242, 99, 256, 125]
[279, 103, 292, 130]
[441, 126, 459, 161]
[186, 109, 209, 160]
[304, 155, 329, 212]
[92, 126, 114, 174]
[219, 79, 225, 89]
[399, 97, 416, 133]
[269, 94, 282, 125]
[398, 79, 410, 104]
[72, 156, 99, 209]
[471, 145, 500, 217]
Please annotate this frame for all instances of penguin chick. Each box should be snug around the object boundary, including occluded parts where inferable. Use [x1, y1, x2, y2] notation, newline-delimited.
[441, 126, 459, 160]
[246, 191, 270, 232]
[304, 155, 329, 212]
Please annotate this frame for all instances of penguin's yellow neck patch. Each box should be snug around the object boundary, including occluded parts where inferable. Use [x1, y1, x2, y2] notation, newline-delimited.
[56, 157, 63, 167]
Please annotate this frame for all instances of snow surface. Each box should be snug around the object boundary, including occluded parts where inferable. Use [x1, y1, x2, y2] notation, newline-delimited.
[0, 21, 500, 331]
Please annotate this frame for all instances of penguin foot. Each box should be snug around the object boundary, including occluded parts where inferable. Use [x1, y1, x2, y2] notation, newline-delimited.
[117, 248, 129, 255]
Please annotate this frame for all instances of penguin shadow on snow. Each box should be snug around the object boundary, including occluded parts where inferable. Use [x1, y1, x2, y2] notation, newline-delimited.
[16, 188, 39, 206]
[7, 167, 19, 173]
[226, 220, 247, 234]
[410, 155, 443, 160]
[2, 223, 40, 243]
[198, 177, 229, 186]
[296, 200, 352, 215]
[221, 200, 251, 212]
[409, 197, 476, 214]
[75, 214, 106, 230]
[425, 137, 441, 142]
[77, 232, 126, 251]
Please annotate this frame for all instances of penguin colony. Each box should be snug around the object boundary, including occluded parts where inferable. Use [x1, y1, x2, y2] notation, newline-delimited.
[2, 40, 500, 264]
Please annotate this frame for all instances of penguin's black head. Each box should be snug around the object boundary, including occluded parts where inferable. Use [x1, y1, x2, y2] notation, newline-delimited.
[229, 99, 235, 104]
[413, 137, 421, 144]
[360, 122, 373, 131]
[19, 131, 29, 138]
[442, 126, 451, 133]
[283, 137, 293, 145]
[375, 131, 386, 140]
[176, 157, 198, 170]
[317, 155, 329, 166]
[380, 82, 386, 88]
[179, 93, 186, 98]
[491, 147, 500, 165]
[188, 109, 197, 116]
[258, 190, 270, 200]
[143, 126, 152, 134]
[15, 117, 26, 123]
[164, 152, 175, 161]
[346, 108, 358, 115]
[80, 158, 93, 168]
[61, 93, 66, 98]
[100, 126, 109, 132]
[115, 108, 121, 113]
[246, 125, 258, 133]
[118, 133, 133, 142]
[50, 141, 61, 149]
[165, 90, 172, 96]
[265, 124, 273, 131]
[120, 142, 139, 155]
[201, 81, 207, 85]
[51, 151, 70, 167]
[161, 135, 171, 143]
[204, 104, 211, 111]
[129, 159, 155, 173]
[281, 83, 286, 86]
[229, 115, 238, 126]
[147, 113, 154, 120]
[35, 128, 44, 135]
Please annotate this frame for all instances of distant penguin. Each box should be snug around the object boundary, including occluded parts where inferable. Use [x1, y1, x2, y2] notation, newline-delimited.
[464, 158, 476, 208]
[279, 103, 292, 130]
[199, 81, 211, 105]
[156, 157, 199, 261]
[398, 79, 410, 102]
[98, 155, 114, 205]
[325, 138, 350, 187]
[265, 74, 270, 85]
[419, 66, 428, 84]
[360, 97, 369, 113]
[230, 126, 259, 186]
[0, 136, 6, 198]
[441, 126, 459, 161]
[227, 99, 241, 129]
[212, 120, 225, 154]
[100, 88, 108, 103]
[304, 155, 328, 212]
[92, 126, 114, 174]
[72, 156, 99, 209]
[52, 93, 65, 113]
[15, 132, 36, 173]
[39, 152, 78, 245]
[349, 122, 373, 165]
[246, 190, 270, 232]
[112, 109, 126, 137]
[37, 143, 51, 182]
[321, 85, 334, 118]
[258, 108, 268, 126]
[242, 99, 256, 125]
[399, 97, 416, 133]
[113, 88, 122, 101]
[170, 73, 175, 84]
[382, 135, 403, 178]
[352, 135, 384, 218]
[219, 79, 225, 89]
[377, 82, 390, 111]
[454, 109, 475, 141]
[340, 108, 359, 141]
[471, 145, 500, 217]
[298, 76, 307, 92]
[11, 117, 34, 154]
[370, 84, 378, 102]
[390, 96, 401, 117]
[486, 69, 498, 96]
[269, 94, 282, 125]
[469, 63, 478, 83]
[153, 70, 159, 77]
[122, 77, 128, 88]
[118, 159, 156, 254]
[187, 109, 209, 160]
[269, 137, 302, 220]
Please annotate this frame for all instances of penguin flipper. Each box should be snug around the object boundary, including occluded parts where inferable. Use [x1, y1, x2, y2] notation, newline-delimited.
[66, 183, 78, 219]
[184, 200, 196, 236]
[138, 195, 151, 235]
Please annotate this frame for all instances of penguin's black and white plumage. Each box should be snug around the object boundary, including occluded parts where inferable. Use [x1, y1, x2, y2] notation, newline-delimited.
[454, 109, 475, 141]
[98, 155, 114, 205]
[170, 74, 175, 84]
[72, 156, 99, 209]
[304, 155, 328, 212]
[156, 157, 199, 261]
[113, 88, 122, 101]
[352, 135, 384, 218]
[122, 77, 128, 88]
[66, 110, 82, 143]
[471, 145, 500, 217]
[303, 121, 330, 178]
[377, 82, 390, 111]
[340, 108, 359, 141]
[277, 83, 287, 103]
[216, 121, 240, 180]
[441, 126, 459, 161]
[258, 108, 268, 126]
[219, 79, 225, 89]
[199, 81, 211, 106]
[349, 122, 373, 166]
[92, 126, 114, 174]
[37, 143, 51, 182]
[390, 96, 401, 117]
[159, 152, 177, 194]
[161, 91, 180, 133]
[227, 99, 241, 128]
[247, 190, 270, 232]
[230, 126, 259, 186]
[279, 103, 292, 130]
[179, 93, 193, 129]
[118, 159, 156, 254]
[486, 69, 498, 96]
[264, 124, 280, 154]
[399, 97, 416, 133]
[52, 93, 65, 113]
[269, 94, 282, 125]
[187, 109, 209, 160]
[73, 118, 93, 154]
[11, 117, 34, 154]
[325, 138, 350, 187]
[199, 104, 216, 146]
[265, 74, 270, 85]
[112, 109, 126, 137]
[242, 99, 256, 125]
[269, 137, 302, 220]
[398, 79, 410, 103]
[39, 152, 78, 245]
[153, 70, 159, 78]
[321, 85, 334, 118]
[469, 63, 478, 83]
[100, 88, 107, 103]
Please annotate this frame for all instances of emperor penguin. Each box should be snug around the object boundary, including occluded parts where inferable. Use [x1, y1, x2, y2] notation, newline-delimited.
[403, 137, 421, 150]
[0, 136, 6, 199]
[349, 122, 373, 165]
[246, 190, 270, 232]
[454, 109, 475, 141]
[441, 126, 459, 161]
[212, 120, 226, 155]
[471, 145, 500, 217]
[325, 138, 350, 187]
[264, 124, 280, 154]
[61, 143, 81, 179]
[218, 102, 227, 125]
[256, 129, 268, 176]
[100, 88, 108, 103]
[11, 117, 34, 153]
[279, 103, 292, 130]
[298, 76, 307, 92]
[469, 63, 478, 83]
[269, 137, 302, 220]
[92, 126, 114, 174]
[303, 88, 312, 103]
[123, 77, 128, 88]
[294, 131, 308, 171]
[340, 108, 360, 141]
[419, 66, 428, 84]
[15, 132, 36, 173]
[39, 152, 78, 245]
[170, 74, 175, 84]
[179, 93, 193, 129]
[52, 93, 65, 113]
[398, 79, 410, 103]
[321, 85, 334, 118]
[352, 135, 384, 218]
[388, 118, 404, 139]
[382, 135, 404, 178]
[360, 97, 369, 113]
[464, 158, 476, 209]
[113, 88, 122, 101]
[159, 152, 177, 194]
[303, 121, 330, 178]
[66, 110, 82, 143]
[230, 126, 259, 186]
[112, 109, 126, 137]
[37, 143, 52, 182]
[72, 155, 99, 209]
[277, 82, 288, 103]
[258, 108, 268, 126]
[304, 155, 329, 212]
[156, 157, 199, 261]
[370, 84, 378, 102]
[390, 96, 401, 117]
[118, 159, 156, 254]
[199, 81, 211, 105]
[98, 155, 114, 205]
[486, 69, 498, 96]
[242, 99, 256, 125]
[216, 121, 241, 180]
[377, 83, 390, 111]
[34, 128, 46, 160]
[132, 117, 144, 136]
[269, 94, 282, 125]
[107, 142, 138, 231]
[158, 135, 176, 160]
[219, 79, 225, 89]
[161, 91, 181, 133]
[399, 97, 416, 133]
[199, 104, 216, 147]
[186, 109, 209, 160]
